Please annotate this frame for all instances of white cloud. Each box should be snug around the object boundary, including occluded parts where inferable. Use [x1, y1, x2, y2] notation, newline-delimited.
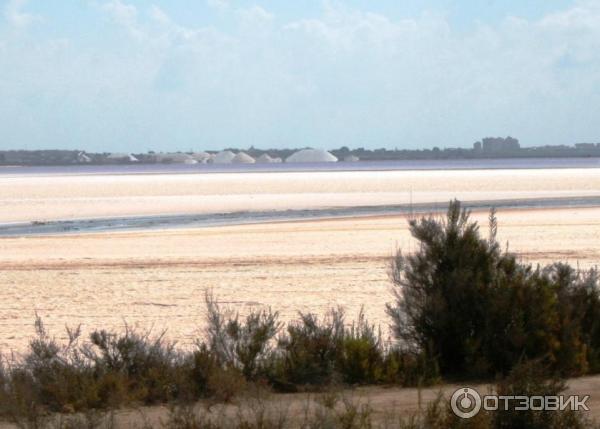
[149, 5, 170, 26]
[2, 1, 600, 151]
[236, 5, 273, 24]
[206, 0, 230, 12]
[101, 0, 145, 40]
[4, 0, 39, 29]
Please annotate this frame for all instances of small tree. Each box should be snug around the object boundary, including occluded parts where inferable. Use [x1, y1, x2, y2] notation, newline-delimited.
[386, 200, 600, 378]
[387, 200, 504, 376]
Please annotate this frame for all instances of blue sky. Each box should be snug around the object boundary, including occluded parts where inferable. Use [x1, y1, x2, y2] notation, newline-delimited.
[1, 0, 599, 152]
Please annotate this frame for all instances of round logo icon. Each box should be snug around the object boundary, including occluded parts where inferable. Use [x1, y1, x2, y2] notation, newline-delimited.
[451, 387, 482, 419]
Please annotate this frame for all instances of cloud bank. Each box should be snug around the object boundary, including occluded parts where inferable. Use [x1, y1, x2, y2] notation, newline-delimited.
[0, 0, 599, 151]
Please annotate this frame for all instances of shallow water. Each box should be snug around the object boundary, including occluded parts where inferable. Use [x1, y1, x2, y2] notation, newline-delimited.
[2, 195, 600, 236]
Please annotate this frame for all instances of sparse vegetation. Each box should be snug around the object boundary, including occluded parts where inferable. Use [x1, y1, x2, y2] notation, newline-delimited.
[1, 200, 600, 428]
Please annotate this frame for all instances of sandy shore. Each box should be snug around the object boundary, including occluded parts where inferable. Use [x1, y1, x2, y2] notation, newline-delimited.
[1, 206, 599, 353]
[2, 168, 600, 223]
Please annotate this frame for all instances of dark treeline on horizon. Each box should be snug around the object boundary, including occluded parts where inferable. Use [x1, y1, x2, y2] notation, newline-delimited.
[2, 136, 600, 166]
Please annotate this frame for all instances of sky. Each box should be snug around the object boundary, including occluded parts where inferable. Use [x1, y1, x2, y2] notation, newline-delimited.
[1, 0, 599, 152]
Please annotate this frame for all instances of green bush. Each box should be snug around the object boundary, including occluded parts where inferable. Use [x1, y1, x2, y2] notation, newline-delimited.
[276, 309, 345, 387]
[387, 200, 600, 379]
[87, 327, 186, 404]
[204, 291, 281, 381]
[5, 317, 107, 413]
[337, 310, 383, 384]
[379, 348, 440, 386]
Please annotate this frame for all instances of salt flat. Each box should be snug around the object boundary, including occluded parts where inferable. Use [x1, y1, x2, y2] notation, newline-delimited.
[1, 207, 599, 353]
[1, 167, 600, 352]
[1, 168, 600, 223]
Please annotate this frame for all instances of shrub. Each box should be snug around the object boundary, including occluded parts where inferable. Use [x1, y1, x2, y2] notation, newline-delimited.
[387, 200, 600, 379]
[204, 291, 281, 381]
[3, 317, 105, 414]
[337, 310, 383, 385]
[276, 309, 345, 387]
[387, 202, 508, 377]
[86, 326, 189, 404]
[379, 348, 440, 387]
[274, 307, 442, 389]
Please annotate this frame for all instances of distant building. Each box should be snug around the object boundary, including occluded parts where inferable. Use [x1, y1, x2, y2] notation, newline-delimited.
[473, 141, 482, 152]
[343, 155, 360, 162]
[479, 137, 520, 154]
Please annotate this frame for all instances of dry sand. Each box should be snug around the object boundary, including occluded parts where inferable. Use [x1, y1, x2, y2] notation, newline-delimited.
[1, 207, 599, 353]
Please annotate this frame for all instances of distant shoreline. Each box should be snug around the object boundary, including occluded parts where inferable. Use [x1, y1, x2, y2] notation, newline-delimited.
[1, 157, 600, 177]
[2, 195, 600, 237]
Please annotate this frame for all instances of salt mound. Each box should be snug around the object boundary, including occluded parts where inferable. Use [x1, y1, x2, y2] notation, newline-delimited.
[107, 153, 138, 162]
[285, 149, 338, 163]
[213, 150, 236, 164]
[191, 152, 211, 163]
[256, 154, 281, 163]
[155, 153, 195, 163]
[232, 152, 255, 164]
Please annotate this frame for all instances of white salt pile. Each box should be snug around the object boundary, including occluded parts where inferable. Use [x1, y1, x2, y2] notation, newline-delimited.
[212, 150, 236, 164]
[232, 152, 255, 164]
[285, 149, 338, 163]
[256, 154, 281, 163]
[191, 152, 211, 163]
